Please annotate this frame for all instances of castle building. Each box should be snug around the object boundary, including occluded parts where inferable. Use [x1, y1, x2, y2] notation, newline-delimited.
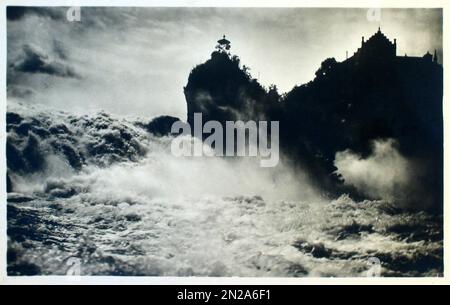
[347, 27, 439, 66]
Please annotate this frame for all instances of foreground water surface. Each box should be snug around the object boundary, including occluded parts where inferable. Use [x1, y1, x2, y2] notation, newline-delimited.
[7, 102, 443, 276]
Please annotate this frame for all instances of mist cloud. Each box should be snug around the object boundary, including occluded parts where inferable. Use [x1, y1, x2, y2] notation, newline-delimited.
[7, 7, 65, 21]
[334, 139, 417, 207]
[10, 44, 79, 78]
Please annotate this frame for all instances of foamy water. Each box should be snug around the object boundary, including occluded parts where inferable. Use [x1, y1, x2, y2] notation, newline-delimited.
[7, 102, 443, 277]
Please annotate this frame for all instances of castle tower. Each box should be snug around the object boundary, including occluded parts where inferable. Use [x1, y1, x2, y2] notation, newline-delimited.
[357, 28, 396, 61]
[216, 35, 231, 53]
[423, 51, 433, 62]
[433, 49, 438, 63]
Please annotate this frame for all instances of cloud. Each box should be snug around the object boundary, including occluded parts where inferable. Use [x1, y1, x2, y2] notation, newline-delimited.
[52, 39, 68, 60]
[6, 7, 65, 21]
[6, 7, 443, 119]
[7, 85, 36, 98]
[10, 44, 79, 78]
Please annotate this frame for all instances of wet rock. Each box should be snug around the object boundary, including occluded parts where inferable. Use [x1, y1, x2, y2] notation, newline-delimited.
[374, 249, 443, 276]
[142, 115, 181, 137]
[49, 123, 70, 135]
[287, 263, 308, 277]
[6, 141, 26, 173]
[7, 174, 13, 193]
[6, 112, 23, 125]
[124, 213, 141, 222]
[50, 141, 83, 170]
[334, 221, 374, 240]
[49, 187, 77, 199]
[22, 133, 45, 172]
[293, 238, 359, 260]
[293, 240, 332, 258]
[7, 193, 35, 203]
[7, 261, 41, 276]
[31, 125, 50, 138]
[385, 222, 443, 243]
[16, 122, 31, 136]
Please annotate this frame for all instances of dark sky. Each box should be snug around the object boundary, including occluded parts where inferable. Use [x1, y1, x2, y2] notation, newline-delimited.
[7, 7, 443, 119]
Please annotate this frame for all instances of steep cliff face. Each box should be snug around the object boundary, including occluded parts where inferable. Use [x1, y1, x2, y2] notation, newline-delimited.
[280, 53, 443, 205]
[184, 47, 443, 209]
[184, 51, 280, 127]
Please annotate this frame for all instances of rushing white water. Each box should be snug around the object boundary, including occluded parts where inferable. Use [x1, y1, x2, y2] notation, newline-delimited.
[7, 102, 443, 277]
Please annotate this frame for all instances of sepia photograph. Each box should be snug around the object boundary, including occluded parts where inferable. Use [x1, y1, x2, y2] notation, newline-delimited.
[1, 1, 446, 283]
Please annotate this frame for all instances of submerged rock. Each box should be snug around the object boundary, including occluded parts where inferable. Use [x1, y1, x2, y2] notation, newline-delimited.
[292, 240, 332, 258]
[7, 193, 35, 203]
[142, 115, 181, 137]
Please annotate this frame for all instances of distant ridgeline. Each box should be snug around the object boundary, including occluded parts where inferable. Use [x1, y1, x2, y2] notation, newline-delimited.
[184, 29, 443, 207]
